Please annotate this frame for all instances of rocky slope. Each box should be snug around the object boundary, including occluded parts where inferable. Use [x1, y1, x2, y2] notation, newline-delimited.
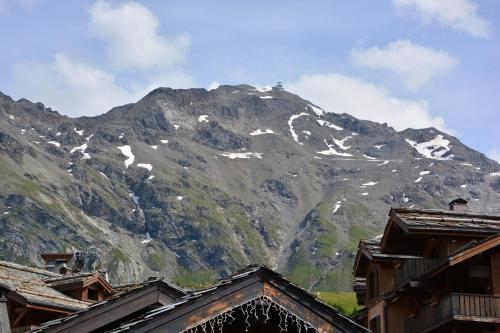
[0, 84, 499, 290]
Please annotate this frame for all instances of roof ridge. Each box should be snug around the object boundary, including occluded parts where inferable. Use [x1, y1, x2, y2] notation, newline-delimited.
[0, 260, 61, 277]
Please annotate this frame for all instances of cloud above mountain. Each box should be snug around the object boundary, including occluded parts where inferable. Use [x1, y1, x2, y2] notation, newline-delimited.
[351, 40, 458, 91]
[393, 0, 491, 38]
[287, 73, 449, 132]
[11, 0, 193, 116]
[89, 0, 190, 70]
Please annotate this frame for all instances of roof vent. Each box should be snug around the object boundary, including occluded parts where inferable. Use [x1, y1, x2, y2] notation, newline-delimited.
[449, 198, 468, 211]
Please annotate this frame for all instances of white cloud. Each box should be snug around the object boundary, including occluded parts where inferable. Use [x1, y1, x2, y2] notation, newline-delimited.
[13, 53, 195, 116]
[488, 149, 500, 163]
[10, 1, 195, 117]
[287, 73, 450, 132]
[351, 40, 458, 91]
[208, 81, 220, 91]
[13, 53, 140, 116]
[393, 0, 491, 38]
[89, 0, 190, 70]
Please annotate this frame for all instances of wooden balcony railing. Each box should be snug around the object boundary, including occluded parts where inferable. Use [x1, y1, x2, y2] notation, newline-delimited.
[394, 258, 442, 288]
[404, 293, 500, 333]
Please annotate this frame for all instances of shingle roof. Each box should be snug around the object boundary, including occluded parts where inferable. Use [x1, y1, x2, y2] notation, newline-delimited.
[353, 236, 420, 276]
[390, 208, 500, 235]
[0, 261, 90, 312]
[105, 265, 369, 333]
[31, 278, 187, 332]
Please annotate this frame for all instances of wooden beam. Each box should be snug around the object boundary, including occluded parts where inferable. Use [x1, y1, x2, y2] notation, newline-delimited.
[491, 248, 500, 296]
[46, 283, 179, 333]
[263, 281, 337, 333]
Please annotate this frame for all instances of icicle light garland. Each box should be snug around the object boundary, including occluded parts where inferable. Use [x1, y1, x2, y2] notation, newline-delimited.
[182, 296, 319, 333]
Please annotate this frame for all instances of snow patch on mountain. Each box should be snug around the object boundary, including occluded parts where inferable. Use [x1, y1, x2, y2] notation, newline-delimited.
[71, 135, 93, 160]
[117, 145, 135, 168]
[317, 139, 353, 157]
[406, 135, 453, 160]
[141, 232, 152, 244]
[308, 104, 325, 116]
[288, 113, 309, 145]
[198, 115, 209, 123]
[47, 141, 60, 147]
[137, 163, 153, 171]
[333, 136, 352, 150]
[219, 152, 263, 159]
[250, 129, 274, 136]
[73, 128, 84, 136]
[317, 119, 342, 131]
[254, 85, 272, 93]
[332, 201, 342, 214]
[363, 154, 376, 160]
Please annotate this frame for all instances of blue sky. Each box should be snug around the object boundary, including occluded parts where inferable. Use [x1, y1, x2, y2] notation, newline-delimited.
[0, 0, 499, 160]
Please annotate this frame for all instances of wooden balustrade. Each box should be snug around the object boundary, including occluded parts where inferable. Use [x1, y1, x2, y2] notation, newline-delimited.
[405, 293, 500, 333]
[394, 258, 442, 288]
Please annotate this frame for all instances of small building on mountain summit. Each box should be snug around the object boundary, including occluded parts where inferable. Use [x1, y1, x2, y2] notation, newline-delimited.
[353, 199, 500, 333]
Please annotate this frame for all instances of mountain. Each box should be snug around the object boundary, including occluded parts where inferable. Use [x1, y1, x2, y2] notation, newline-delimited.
[1, 84, 499, 291]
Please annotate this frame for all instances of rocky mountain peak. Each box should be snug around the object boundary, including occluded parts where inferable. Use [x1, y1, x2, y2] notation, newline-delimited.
[0, 85, 499, 290]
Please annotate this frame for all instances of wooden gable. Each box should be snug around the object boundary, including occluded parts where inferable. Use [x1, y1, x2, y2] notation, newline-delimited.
[37, 279, 185, 333]
[106, 267, 369, 333]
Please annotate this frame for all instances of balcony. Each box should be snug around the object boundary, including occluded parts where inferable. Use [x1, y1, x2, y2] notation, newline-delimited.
[405, 293, 500, 333]
[394, 258, 442, 288]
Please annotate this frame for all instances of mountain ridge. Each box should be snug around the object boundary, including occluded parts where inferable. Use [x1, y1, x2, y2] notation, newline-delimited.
[0, 84, 499, 291]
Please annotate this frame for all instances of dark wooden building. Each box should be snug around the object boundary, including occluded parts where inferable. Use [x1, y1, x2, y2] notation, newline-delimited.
[0, 260, 112, 332]
[35, 266, 369, 333]
[353, 200, 500, 333]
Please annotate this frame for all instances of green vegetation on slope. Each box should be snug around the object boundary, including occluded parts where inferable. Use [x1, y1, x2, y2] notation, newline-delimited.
[316, 291, 361, 316]
[173, 269, 218, 289]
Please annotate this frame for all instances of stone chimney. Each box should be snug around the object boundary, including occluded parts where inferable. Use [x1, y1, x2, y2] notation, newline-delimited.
[449, 198, 468, 211]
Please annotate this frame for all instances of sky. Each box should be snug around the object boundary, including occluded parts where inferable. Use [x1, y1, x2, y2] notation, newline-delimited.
[0, 0, 499, 161]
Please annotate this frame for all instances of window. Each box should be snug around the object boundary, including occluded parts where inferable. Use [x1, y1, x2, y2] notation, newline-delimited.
[87, 288, 99, 301]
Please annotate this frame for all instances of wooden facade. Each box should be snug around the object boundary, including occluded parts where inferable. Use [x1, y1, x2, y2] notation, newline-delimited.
[36, 266, 369, 333]
[0, 260, 114, 332]
[353, 201, 500, 333]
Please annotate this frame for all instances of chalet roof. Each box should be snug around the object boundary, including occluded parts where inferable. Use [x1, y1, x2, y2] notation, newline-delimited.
[105, 265, 369, 333]
[380, 207, 500, 252]
[353, 236, 419, 276]
[390, 208, 500, 234]
[428, 234, 500, 278]
[44, 271, 113, 294]
[32, 278, 187, 333]
[0, 261, 90, 312]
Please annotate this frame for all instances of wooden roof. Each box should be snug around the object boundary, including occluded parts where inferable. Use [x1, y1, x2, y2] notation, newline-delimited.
[104, 266, 369, 333]
[0, 261, 90, 313]
[380, 208, 500, 253]
[352, 236, 420, 277]
[33, 278, 186, 333]
[427, 234, 500, 278]
[45, 271, 113, 294]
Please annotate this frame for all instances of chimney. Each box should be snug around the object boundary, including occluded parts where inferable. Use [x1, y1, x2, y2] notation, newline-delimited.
[449, 198, 468, 211]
